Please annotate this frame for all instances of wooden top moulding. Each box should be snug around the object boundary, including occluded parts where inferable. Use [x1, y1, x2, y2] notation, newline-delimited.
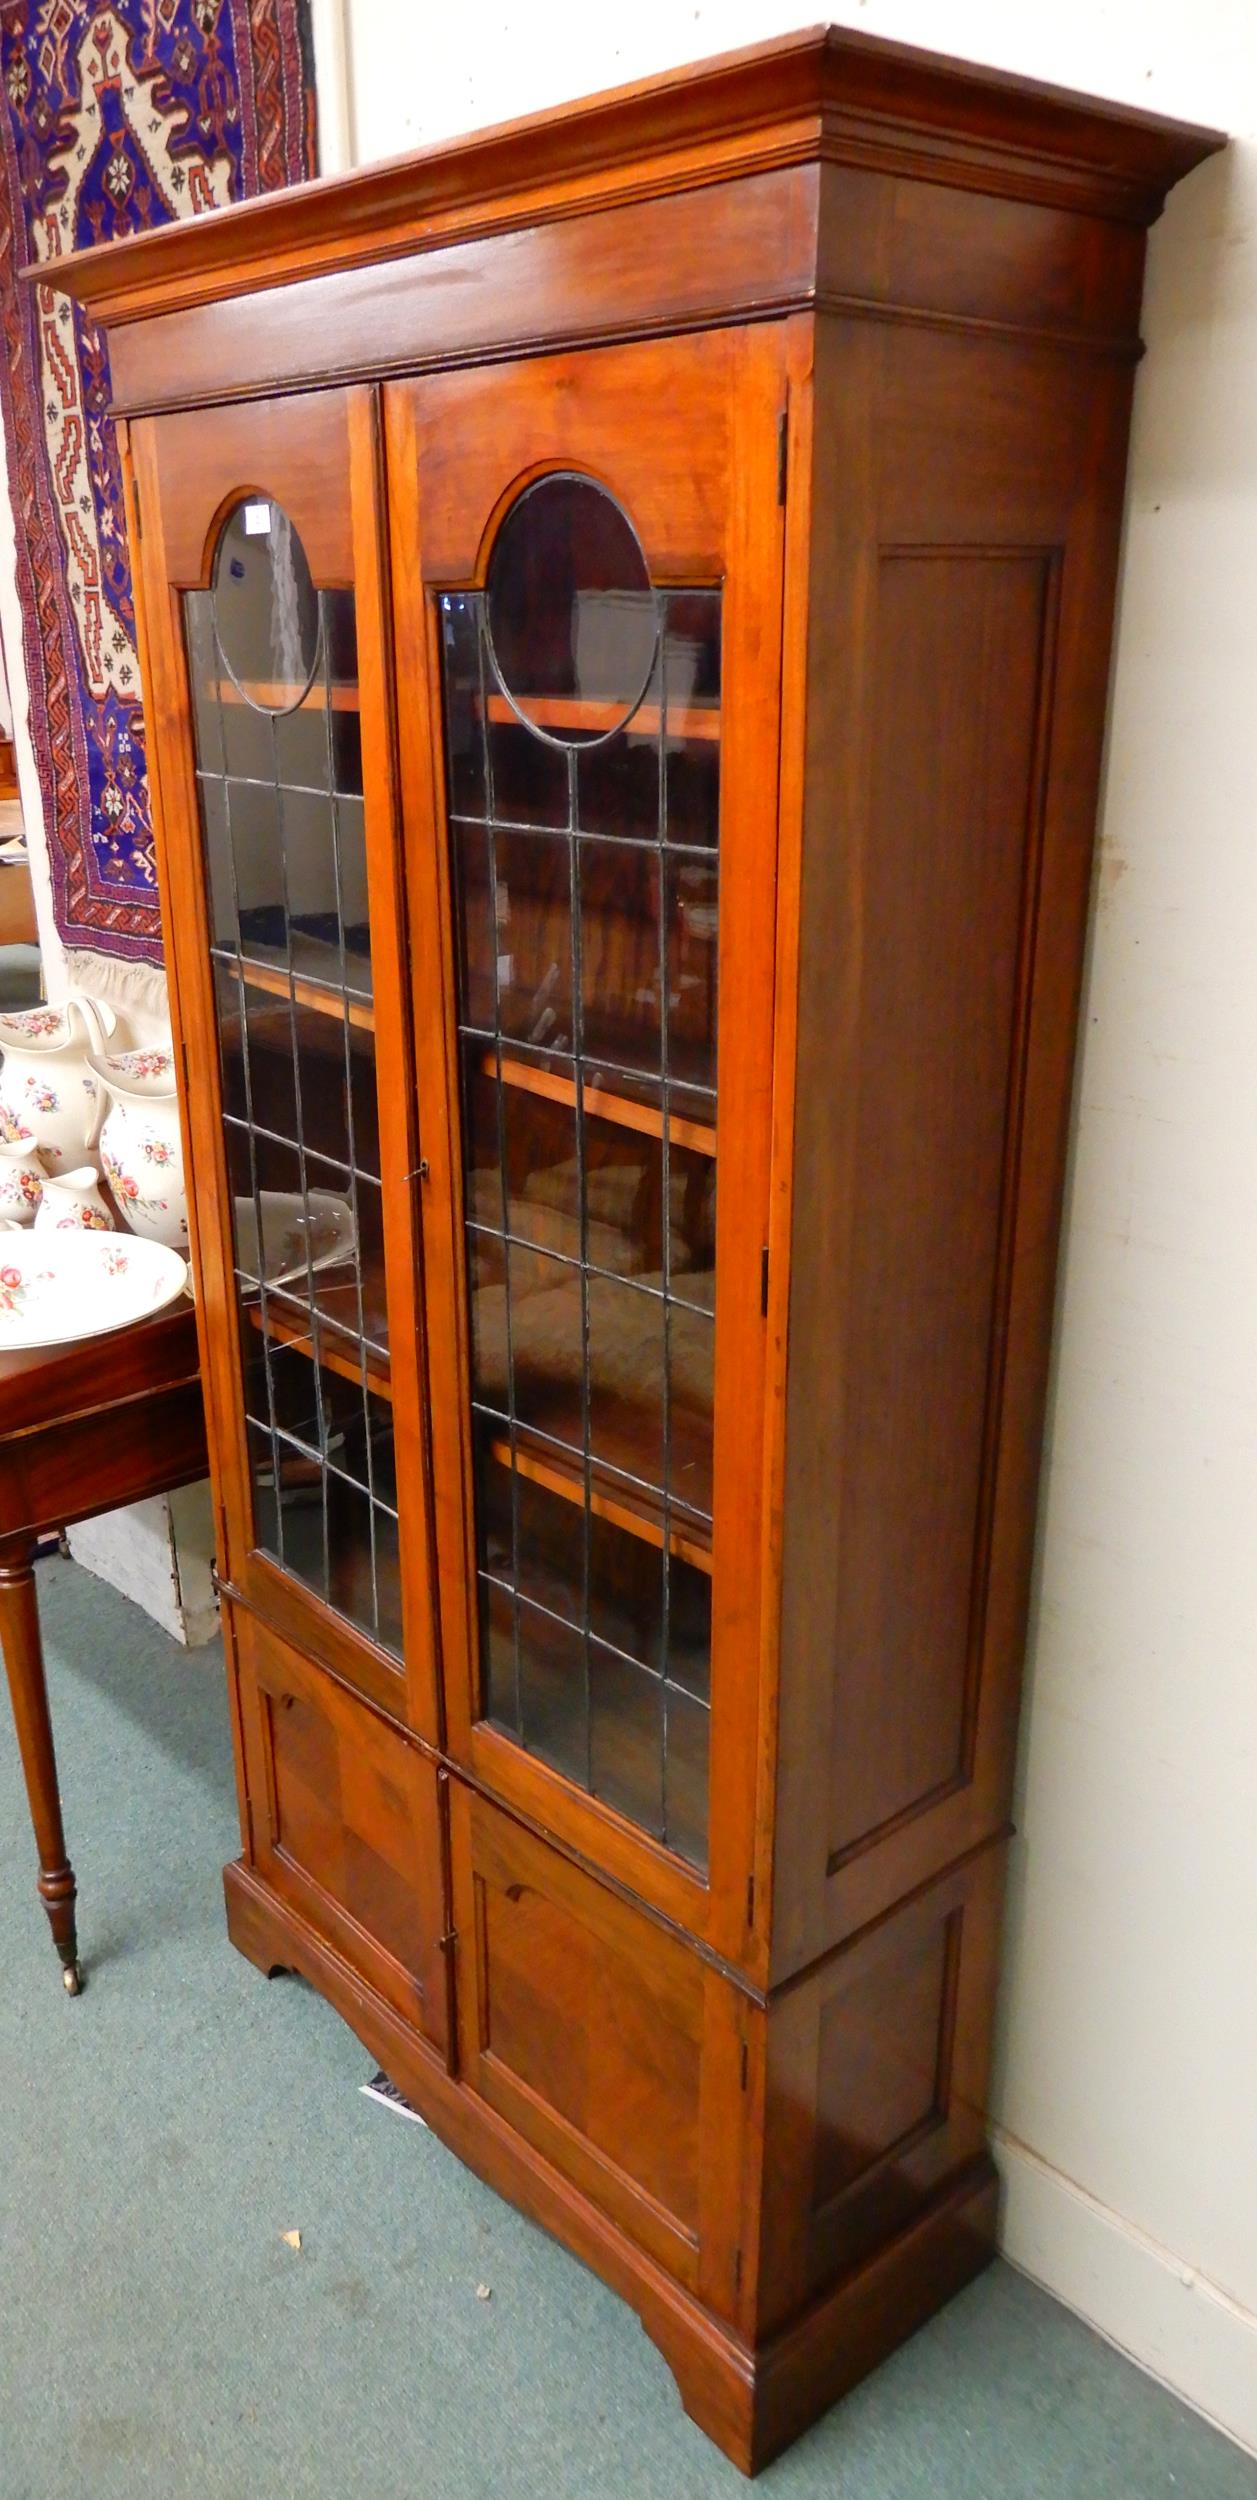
[37, 26, 1221, 331]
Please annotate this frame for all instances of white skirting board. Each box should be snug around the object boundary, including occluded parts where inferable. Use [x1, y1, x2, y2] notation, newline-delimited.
[66, 1480, 218, 1650]
[994, 2130, 1257, 2461]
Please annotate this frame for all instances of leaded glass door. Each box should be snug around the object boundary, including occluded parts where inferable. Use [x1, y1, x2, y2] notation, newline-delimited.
[131, 391, 438, 1741]
[389, 329, 787, 1957]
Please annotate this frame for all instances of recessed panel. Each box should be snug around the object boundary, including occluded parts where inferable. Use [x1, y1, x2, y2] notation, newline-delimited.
[812, 1916, 950, 2208]
[827, 550, 1050, 1865]
[467, 1792, 705, 2259]
[234, 1610, 442, 2041]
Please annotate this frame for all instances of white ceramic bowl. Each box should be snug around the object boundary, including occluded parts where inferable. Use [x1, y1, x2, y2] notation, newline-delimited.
[0, 1231, 188, 1351]
[232, 1190, 357, 1286]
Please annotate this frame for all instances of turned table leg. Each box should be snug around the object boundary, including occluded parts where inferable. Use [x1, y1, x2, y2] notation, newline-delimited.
[0, 1538, 81, 1993]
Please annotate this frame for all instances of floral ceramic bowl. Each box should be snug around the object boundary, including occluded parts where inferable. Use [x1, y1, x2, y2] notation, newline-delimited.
[0, 1231, 188, 1351]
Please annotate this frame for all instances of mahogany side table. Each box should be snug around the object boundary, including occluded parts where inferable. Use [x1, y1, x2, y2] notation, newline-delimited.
[0, 1301, 205, 1990]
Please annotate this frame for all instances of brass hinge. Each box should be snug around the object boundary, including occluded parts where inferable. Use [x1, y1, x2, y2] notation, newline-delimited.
[777, 408, 789, 505]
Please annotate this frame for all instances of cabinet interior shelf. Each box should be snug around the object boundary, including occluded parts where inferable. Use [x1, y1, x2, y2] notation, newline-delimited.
[482, 1049, 716, 1158]
[219, 678, 361, 713]
[227, 952, 375, 1032]
[485, 1432, 712, 1576]
[484, 692, 720, 743]
[245, 1288, 392, 1402]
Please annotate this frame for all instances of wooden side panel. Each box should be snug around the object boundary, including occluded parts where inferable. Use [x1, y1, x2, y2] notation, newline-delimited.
[827, 549, 1051, 1858]
[816, 162, 1146, 343]
[448, 1781, 750, 2312]
[756, 1842, 1003, 2338]
[231, 1603, 450, 2058]
[771, 314, 1135, 1977]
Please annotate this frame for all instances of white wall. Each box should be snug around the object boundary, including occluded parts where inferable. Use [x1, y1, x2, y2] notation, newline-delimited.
[325, 0, 1257, 2452]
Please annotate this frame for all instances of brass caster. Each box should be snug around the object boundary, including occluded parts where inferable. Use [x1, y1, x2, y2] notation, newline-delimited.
[62, 1961, 83, 1996]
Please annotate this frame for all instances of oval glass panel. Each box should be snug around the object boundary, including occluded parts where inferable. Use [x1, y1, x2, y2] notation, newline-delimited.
[212, 497, 320, 716]
[485, 473, 658, 747]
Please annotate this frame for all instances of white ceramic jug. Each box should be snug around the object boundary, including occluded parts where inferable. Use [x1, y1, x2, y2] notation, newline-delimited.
[0, 993, 117, 1169]
[0, 1139, 47, 1225]
[34, 1166, 115, 1233]
[88, 1041, 188, 1249]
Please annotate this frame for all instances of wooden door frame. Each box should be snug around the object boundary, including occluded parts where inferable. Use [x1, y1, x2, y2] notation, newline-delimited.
[128, 387, 442, 1750]
[385, 322, 793, 1976]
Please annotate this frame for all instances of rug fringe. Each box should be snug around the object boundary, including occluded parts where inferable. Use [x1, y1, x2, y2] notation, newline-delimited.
[62, 948, 172, 1039]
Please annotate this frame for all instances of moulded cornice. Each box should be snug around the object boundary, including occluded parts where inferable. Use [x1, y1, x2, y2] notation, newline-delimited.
[28, 25, 1223, 328]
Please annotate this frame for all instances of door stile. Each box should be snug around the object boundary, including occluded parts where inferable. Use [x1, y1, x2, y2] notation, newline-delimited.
[382, 382, 483, 1770]
[701, 323, 791, 1983]
[129, 413, 258, 1594]
[346, 386, 442, 1748]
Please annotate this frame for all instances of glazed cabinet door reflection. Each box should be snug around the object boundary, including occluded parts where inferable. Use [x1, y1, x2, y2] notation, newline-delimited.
[389, 328, 787, 1961]
[131, 392, 437, 1739]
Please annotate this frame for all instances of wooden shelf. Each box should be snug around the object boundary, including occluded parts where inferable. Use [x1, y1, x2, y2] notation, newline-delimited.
[219, 678, 360, 712]
[482, 1049, 716, 1158]
[485, 692, 719, 743]
[486, 1429, 711, 1575]
[245, 1282, 392, 1402]
[227, 948, 375, 1032]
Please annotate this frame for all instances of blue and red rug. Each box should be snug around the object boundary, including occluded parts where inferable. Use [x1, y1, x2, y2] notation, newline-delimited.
[0, 1, 317, 965]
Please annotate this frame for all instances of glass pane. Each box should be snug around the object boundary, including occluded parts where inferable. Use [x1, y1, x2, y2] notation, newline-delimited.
[663, 593, 721, 851]
[578, 839, 660, 1085]
[184, 497, 400, 1662]
[517, 1595, 589, 1787]
[669, 855, 718, 1094]
[489, 714, 569, 829]
[494, 827, 574, 1051]
[442, 594, 488, 821]
[487, 473, 658, 745]
[327, 591, 364, 797]
[213, 498, 319, 703]
[440, 480, 721, 1871]
[590, 1644, 663, 1839]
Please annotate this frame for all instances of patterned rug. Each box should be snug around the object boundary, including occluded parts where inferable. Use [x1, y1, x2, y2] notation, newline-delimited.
[0, 1, 317, 967]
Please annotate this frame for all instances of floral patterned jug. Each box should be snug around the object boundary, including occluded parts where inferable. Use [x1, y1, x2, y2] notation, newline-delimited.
[34, 1166, 115, 1233]
[0, 994, 117, 1168]
[87, 1042, 188, 1249]
[0, 1140, 46, 1225]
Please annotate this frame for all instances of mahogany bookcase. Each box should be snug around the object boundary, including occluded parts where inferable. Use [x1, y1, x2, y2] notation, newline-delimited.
[42, 29, 1220, 2469]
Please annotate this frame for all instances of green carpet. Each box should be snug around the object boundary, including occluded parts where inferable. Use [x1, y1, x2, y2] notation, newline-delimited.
[1, 1555, 1253, 2500]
